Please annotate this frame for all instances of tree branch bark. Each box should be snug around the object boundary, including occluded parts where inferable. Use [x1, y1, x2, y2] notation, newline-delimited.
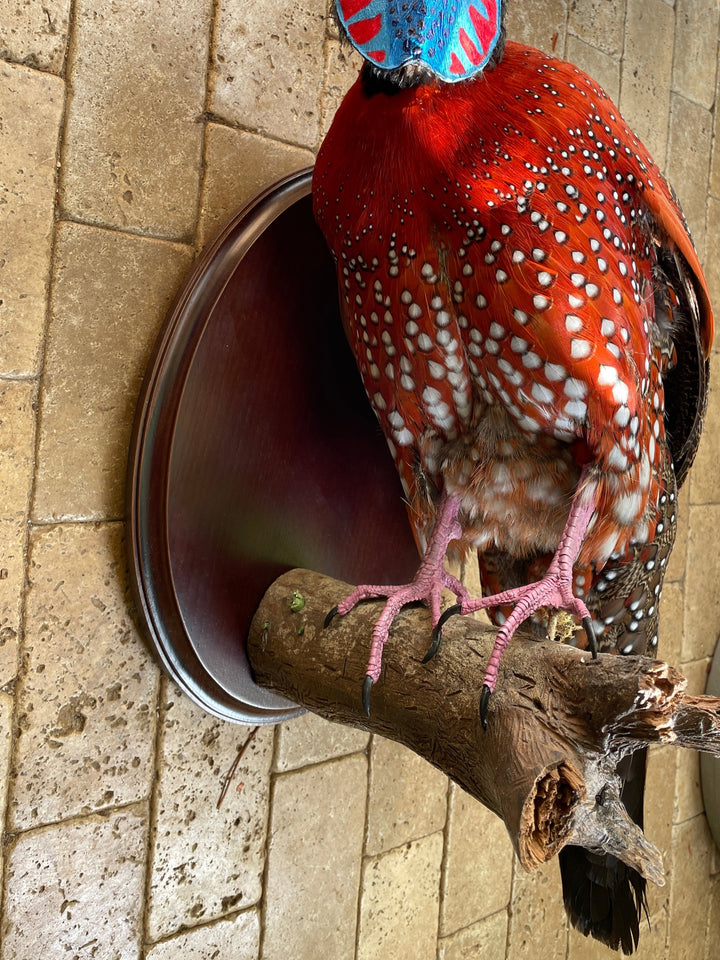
[247, 568, 720, 884]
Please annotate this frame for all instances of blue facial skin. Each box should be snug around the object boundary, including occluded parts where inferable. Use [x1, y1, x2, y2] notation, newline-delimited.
[336, 0, 502, 82]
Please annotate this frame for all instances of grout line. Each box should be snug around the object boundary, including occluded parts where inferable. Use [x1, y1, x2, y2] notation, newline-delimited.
[352, 733, 374, 960]
[256, 723, 282, 960]
[49, 212, 197, 248]
[0, 0, 79, 921]
[3, 796, 149, 846]
[435, 775, 453, 957]
[139, 673, 168, 954]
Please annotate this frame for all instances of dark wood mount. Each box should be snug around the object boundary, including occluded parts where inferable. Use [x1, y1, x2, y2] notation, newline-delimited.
[248, 567, 720, 883]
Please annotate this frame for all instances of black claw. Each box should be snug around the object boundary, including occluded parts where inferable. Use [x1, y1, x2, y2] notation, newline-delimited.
[423, 603, 462, 663]
[479, 684, 492, 730]
[582, 615, 598, 659]
[362, 675, 373, 717]
[323, 605, 339, 629]
[422, 627, 443, 664]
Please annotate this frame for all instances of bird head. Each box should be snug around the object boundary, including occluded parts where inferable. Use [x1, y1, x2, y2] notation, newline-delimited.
[335, 0, 504, 84]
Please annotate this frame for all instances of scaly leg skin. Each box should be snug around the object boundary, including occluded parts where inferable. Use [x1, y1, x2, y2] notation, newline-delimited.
[324, 491, 470, 715]
[434, 470, 599, 729]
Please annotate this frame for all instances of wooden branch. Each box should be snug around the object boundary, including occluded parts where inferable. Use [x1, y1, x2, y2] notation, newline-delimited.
[247, 568, 720, 883]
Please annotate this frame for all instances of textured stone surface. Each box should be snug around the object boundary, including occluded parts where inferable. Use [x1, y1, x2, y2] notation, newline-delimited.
[0, 61, 63, 377]
[0, 381, 35, 685]
[197, 123, 315, 250]
[666, 94, 712, 259]
[505, 0, 567, 55]
[33, 223, 193, 522]
[568, 0, 626, 58]
[440, 784, 514, 936]
[365, 735, 447, 856]
[667, 815, 715, 960]
[263, 754, 366, 960]
[565, 34, 620, 102]
[1, 806, 147, 958]
[644, 743, 676, 919]
[145, 908, 260, 959]
[0, 0, 71, 72]
[704, 197, 720, 315]
[60, 0, 210, 238]
[9, 523, 158, 830]
[620, 0, 674, 168]
[671, 0, 719, 109]
[357, 832, 444, 960]
[275, 708, 368, 771]
[684, 504, 720, 661]
[0, 692, 11, 878]
[210, 0, 326, 149]
[147, 687, 273, 941]
[659, 580, 684, 670]
[438, 909, 509, 960]
[689, 358, 720, 506]
[320, 39, 362, 142]
[507, 859, 567, 960]
[674, 659, 710, 826]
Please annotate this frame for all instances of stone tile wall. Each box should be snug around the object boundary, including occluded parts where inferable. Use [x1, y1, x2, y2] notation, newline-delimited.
[0, 0, 718, 957]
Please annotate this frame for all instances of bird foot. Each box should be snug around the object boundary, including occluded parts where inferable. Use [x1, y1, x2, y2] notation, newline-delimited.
[324, 492, 467, 713]
[441, 475, 599, 726]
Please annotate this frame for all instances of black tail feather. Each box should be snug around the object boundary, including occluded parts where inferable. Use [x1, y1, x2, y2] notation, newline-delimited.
[559, 750, 649, 954]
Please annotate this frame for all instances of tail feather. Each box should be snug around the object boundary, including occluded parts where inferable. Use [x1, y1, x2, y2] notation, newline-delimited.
[559, 750, 649, 954]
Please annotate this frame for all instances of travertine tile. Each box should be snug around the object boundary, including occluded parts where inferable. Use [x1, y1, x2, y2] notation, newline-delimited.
[0, 61, 63, 377]
[505, 0, 568, 55]
[60, 0, 210, 238]
[690, 362, 720, 506]
[0, 0, 71, 73]
[703, 198, 720, 315]
[320, 39, 362, 142]
[440, 783, 513, 936]
[0, 380, 35, 685]
[710, 67, 720, 201]
[666, 94, 712, 258]
[674, 659, 710, 825]
[357, 832, 444, 960]
[644, 744, 675, 919]
[2, 806, 146, 958]
[565, 35, 620, 103]
[275, 709, 368, 772]
[0, 691, 12, 875]
[568, 0, 626, 59]
[365, 735, 447, 856]
[438, 908, 508, 960]
[620, 0, 675, 168]
[705, 876, 720, 960]
[659, 580, 683, 670]
[667, 815, 714, 960]
[263, 754, 366, 960]
[671, 0, 719, 109]
[197, 124, 315, 250]
[567, 924, 620, 959]
[9, 522, 158, 830]
[665, 483, 689, 585]
[507, 859, 567, 960]
[33, 223, 193, 522]
[622, 912, 669, 960]
[0, 380, 35, 518]
[0, 519, 25, 687]
[684, 505, 720, 663]
[146, 908, 260, 960]
[147, 686, 273, 941]
[210, 0, 327, 150]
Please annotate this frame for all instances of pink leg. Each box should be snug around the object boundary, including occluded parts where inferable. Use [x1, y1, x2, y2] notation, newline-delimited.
[455, 471, 598, 726]
[325, 491, 471, 711]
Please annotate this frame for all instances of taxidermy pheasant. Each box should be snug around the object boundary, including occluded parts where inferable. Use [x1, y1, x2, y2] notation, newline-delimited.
[312, 0, 713, 952]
